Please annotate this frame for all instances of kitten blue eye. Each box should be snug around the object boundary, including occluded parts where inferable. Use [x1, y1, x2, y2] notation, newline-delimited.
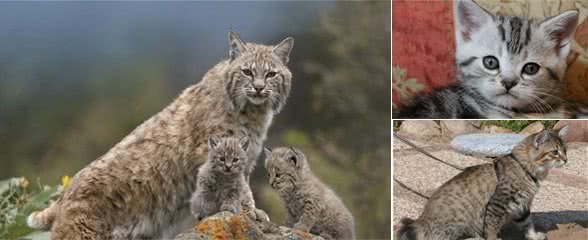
[266, 72, 276, 78]
[233, 158, 239, 163]
[242, 69, 253, 77]
[219, 157, 225, 162]
[522, 63, 540, 75]
[482, 56, 499, 70]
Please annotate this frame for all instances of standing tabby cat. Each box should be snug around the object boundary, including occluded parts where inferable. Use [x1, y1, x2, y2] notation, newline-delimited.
[265, 147, 355, 240]
[26, 32, 294, 239]
[190, 136, 268, 221]
[395, 0, 579, 118]
[396, 126, 570, 240]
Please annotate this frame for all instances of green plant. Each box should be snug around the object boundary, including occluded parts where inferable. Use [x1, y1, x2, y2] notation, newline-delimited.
[481, 120, 558, 133]
[0, 177, 61, 240]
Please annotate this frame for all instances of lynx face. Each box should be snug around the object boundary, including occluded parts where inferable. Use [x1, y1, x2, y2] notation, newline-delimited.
[264, 147, 305, 192]
[208, 136, 250, 174]
[528, 126, 569, 169]
[226, 32, 294, 113]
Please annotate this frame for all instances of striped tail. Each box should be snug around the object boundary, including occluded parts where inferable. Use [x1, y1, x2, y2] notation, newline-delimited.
[27, 203, 57, 230]
[396, 218, 418, 240]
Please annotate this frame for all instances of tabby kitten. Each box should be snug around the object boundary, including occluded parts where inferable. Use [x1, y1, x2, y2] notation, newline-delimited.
[395, 0, 579, 118]
[396, 126, 569, 240]
[27, 32, 293, 239]
[264, 147, 355, 240]
[190, 136, 268, 221]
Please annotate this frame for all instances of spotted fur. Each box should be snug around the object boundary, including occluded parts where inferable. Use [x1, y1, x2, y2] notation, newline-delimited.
[190, 136, 269, 222]
[396, 126, 570, 240]
[395, 0, 579, 119]
[265, 147, 355, 240]
[26, 32, 293, 239]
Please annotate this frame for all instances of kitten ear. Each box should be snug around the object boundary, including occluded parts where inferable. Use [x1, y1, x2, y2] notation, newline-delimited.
[455, 0, 493, 42]
[287, 147, 301, 167]
[228, 31, 246, 61]
[208, 135, 221, 149]
[540, 10, 578, 57]
[533, 131, 551, 148]
[239, 136, 250, 151]
[273, 37, 294, 64]
[263, 147, 272, 168]
[555, 125, 569, 139]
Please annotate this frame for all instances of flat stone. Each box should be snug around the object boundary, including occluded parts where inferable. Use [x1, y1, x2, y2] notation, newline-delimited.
[398, 120, 440, 141]
[440, 120, 480, 137]
[521, 122, 544, 135]
[481, 125, 513, 133]
[450, 133, 526, 157]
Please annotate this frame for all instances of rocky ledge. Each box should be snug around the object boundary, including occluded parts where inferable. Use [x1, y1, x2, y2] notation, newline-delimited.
[174, 211, 324, 240]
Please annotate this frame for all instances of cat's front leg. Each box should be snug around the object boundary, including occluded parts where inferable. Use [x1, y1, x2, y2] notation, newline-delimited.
[513, 210, 546, 240]
[240, 183, 270, 222]
[293, 202, 321, 232]
[220, 188, 241, 214]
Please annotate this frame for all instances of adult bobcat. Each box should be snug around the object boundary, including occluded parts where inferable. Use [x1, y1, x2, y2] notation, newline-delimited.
[27, 32, 294, 239]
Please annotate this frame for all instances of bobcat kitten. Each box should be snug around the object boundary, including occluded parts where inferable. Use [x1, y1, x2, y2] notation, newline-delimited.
[395, 0, 579, 118]
[264, 147, 355, 240]
[27, 32, 293, 239]
[396, 126, 570, 240]
[190, 136, 268, 221]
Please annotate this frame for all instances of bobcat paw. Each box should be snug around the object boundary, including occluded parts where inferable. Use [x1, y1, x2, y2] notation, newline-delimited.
[293, 223, 311, 232]
[526, 230, 546, 240]
[220, 204, 239, 214]
[254, 208, 270, 222]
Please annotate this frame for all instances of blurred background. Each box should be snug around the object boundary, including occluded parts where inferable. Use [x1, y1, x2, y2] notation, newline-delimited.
[0, 1, 390, 238]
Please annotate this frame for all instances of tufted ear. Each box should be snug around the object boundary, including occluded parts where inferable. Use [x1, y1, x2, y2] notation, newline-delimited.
[287, 147, 301, 167]
[273, 37, 294, 64]
[555, 125, 569, 140]
[540, 10, 578, 57]
[455, 0, 493, 42]
[239, 136, 250, 151]
[263, 147, 272, 168]
[208, 135, 221, 149]
[229, 31, 247, 61]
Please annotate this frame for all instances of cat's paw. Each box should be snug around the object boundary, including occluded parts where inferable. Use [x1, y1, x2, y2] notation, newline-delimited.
[254, 208, 270, 222]
[293, 222, 311, 232]
[219, 204, 239, 214]
[526, 230, 546, 240]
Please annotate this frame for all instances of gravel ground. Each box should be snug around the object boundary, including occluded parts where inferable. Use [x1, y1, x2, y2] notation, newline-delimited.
[393, 137, 588, 239]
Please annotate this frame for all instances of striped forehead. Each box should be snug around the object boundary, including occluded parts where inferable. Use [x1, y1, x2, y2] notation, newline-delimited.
[495, 16, 536, 55]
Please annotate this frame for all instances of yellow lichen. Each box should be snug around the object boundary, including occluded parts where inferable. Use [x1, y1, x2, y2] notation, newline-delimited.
[292, 228, 314, 240]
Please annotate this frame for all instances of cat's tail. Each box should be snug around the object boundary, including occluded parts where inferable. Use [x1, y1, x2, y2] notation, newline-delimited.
[395, 218, 418, 240]
[27, 202, 58, 230]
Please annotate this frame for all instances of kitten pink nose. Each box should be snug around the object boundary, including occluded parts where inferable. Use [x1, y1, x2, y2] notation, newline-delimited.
[501, 80, 518, 91]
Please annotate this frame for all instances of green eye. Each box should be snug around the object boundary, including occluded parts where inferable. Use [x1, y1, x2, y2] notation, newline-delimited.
[242, 69, 253, 76]
[266, 72, 276, 78]
[483, 56, 499, 70]
[522, 63, 540, 75]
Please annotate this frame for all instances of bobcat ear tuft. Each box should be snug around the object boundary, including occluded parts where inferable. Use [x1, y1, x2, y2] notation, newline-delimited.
[208, 135, 221, 149]
[239, 136, 250, 151]
[556, 125, 569, 140]
[263, 147, 272, 168]
[455, 0, 493, 42]
[229, 31, 246, 61]
[287, 147, 300, 167]
[273, 37, 294, 64]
